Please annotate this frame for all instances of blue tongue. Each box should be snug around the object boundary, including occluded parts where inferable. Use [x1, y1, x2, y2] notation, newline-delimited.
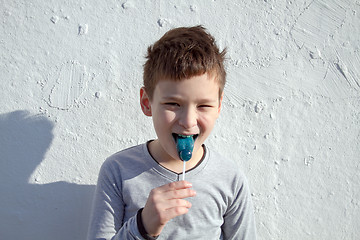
[176, 136, 194, 162]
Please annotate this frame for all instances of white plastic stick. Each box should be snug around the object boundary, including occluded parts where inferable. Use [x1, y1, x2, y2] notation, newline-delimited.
[182, 161, 186, 181]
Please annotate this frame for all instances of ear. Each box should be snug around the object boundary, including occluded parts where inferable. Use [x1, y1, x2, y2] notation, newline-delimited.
[217, 93, 223, 115]
[140, 87, 152, 116]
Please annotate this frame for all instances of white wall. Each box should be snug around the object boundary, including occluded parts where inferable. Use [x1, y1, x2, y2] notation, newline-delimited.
[1, 0, 359, 239]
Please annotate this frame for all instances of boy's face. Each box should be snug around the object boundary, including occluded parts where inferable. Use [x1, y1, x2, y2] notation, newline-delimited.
[140, 73, 222, 163]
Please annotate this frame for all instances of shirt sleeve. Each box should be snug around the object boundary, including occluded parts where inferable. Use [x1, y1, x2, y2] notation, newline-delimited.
[87, 159, 145, 240]
[221, 176, 257, 240]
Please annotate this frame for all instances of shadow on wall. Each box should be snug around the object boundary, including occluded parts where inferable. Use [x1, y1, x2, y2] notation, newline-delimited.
[0, 111, 95, 240]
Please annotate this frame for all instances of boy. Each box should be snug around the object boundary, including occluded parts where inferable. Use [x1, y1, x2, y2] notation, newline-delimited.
[88, 26, 256, 239]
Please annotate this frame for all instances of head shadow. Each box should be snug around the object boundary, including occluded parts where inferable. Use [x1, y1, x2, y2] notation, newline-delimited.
[0, 110, 95, 240]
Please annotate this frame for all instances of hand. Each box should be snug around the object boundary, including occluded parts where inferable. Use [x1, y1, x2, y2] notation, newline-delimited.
[141, 180, 196, 237]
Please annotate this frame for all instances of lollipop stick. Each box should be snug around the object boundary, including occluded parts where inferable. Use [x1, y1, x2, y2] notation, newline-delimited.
[182, 160, 186, 181]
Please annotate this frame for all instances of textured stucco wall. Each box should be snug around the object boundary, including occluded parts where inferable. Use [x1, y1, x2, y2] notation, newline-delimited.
[1, 0, 359, 239]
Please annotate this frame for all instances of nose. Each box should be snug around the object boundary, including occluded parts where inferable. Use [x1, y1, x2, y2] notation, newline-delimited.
[178, 106, 197, 129]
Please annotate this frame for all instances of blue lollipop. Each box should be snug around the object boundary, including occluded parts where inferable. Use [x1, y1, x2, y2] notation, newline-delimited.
[176, 135, 194, 181]
[176, 135, 194, 161]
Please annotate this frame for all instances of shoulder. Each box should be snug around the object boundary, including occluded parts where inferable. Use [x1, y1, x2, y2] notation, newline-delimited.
[205, 147, 251, 196]
[198, 147, 253, 214]
[103, 143, 147, 166]
[206, 147, 247, 181]
[98, 143, 148, 181]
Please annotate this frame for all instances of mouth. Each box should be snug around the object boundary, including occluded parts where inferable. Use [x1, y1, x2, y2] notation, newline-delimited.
[172, 133, 199, 144]
[172, 133, 198, 161]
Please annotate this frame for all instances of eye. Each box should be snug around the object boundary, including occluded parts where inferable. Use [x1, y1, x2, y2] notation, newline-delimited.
[198, 104, 213, 108]
[165, 102, 180, 106]
[163, 102, 181, 110]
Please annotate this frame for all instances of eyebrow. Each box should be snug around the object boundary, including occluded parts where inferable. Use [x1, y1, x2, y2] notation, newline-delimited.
[161, 96, 181, 100]
[161, 95, 218, 103]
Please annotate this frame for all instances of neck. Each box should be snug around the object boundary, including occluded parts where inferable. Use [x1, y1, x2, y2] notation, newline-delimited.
[148, 140, 204, 174]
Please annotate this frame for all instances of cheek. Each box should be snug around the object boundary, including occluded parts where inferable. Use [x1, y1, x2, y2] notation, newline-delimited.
[198, 113, 218, 132]
[163, 110, 177, 124]
[154, 110, 177, 125]
[168, 112, 176, 121]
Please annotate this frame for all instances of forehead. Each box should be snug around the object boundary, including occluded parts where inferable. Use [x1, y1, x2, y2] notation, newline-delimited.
[154, 73, 220, 100]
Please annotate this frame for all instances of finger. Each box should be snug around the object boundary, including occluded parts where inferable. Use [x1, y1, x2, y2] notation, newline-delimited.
[163, 198, 192, 210]
[162, 188, 196, 200]
[155, 181, 193, 193]
[163, 205, 191, 219]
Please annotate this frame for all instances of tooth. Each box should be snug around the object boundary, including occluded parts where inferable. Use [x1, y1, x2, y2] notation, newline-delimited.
[178, 134, 192, 138]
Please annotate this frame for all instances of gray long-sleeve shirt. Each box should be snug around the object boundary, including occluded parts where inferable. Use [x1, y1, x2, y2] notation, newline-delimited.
[88, 143, 256, 240]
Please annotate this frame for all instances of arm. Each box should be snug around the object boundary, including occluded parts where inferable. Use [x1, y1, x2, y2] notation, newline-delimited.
[87, 160, 143, 240]
[87, 159, 196, 240]
[222, 178, 257, 240]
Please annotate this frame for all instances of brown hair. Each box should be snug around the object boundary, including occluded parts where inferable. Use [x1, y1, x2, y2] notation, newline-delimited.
[143, 25, 226, 100]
